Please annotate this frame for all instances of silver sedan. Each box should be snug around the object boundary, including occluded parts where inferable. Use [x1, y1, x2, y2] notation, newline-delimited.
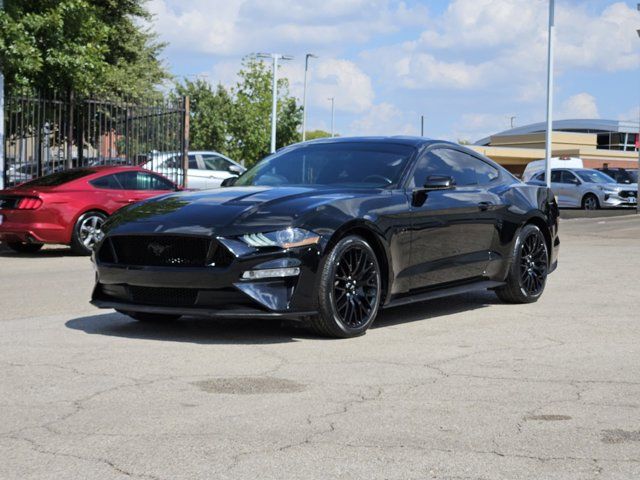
[529, 168, 638, 209]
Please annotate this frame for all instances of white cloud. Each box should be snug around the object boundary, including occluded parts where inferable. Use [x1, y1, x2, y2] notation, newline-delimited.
[452, 113, 516, 143]
[363, 0, 640, 95]
[618, 106, 640, 123]
[557, 93, 599, 119]
[348, 103, 415, 136]
[148, 0, 428, 57]
[282, 58, 375, 114]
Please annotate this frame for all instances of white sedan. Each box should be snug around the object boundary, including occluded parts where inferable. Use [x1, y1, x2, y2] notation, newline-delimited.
[144, 151, 245, 190]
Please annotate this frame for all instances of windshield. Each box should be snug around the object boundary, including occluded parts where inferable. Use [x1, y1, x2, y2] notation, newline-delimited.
[235, 142, 415, 188]
[20, 169, 96, 187]
[575, 170, 615, 184]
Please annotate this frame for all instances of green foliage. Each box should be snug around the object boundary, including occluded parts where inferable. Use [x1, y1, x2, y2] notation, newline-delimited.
[0, 0, 168, 98]
[305, 130, 333, 140]
[174, 79, 233, 152]
[174, 57, 303, 167]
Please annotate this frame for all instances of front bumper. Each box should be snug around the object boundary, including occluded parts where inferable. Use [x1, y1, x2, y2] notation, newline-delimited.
[602, 193, 637, 208]
[91, 236, 324, 319]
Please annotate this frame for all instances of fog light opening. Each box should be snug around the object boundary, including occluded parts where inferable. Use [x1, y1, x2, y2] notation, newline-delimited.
[242, 267, 301, 280]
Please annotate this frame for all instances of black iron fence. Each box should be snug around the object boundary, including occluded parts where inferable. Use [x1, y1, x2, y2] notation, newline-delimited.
[2, 93, 189, 188]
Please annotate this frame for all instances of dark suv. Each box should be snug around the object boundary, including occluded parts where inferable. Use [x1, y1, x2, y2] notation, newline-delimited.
[597, 167, 638, 185]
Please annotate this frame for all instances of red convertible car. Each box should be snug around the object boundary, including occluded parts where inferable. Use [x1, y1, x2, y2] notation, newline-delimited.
[0, 166, 179, 255]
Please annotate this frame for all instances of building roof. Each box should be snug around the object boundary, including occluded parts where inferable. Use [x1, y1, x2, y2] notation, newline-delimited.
[475, 119, 640, 146]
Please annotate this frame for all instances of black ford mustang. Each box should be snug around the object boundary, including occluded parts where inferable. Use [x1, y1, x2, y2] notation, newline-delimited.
[91, 137, 559, 337]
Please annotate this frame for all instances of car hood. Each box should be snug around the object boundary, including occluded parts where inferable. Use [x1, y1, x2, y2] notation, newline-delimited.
[103, 185, 378, 237]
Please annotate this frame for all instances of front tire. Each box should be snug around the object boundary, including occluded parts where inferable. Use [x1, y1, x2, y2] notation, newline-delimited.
[116, 310, 181, 322]
[582, 194, 599, 210]
[308, 235, 382, 338]
[6, 242, 44, 254]
[71, 211, 107, 255]
[495, 224, 549, 304]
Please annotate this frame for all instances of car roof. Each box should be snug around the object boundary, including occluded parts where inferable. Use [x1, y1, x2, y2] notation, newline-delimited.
[86, 165, 145, 174]
[297, 136, 453, 148]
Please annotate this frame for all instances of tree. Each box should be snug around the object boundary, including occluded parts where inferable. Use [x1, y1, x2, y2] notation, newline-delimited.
[174, 79, 233, 152]
[0, 0, 168, 98]
[305, 130, 333, 140]
[226, 58, 302, 166]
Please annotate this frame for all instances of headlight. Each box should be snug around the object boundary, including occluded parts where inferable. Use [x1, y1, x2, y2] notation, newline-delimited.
[241, 227, 320, 249]
[600, 187, 618, 194]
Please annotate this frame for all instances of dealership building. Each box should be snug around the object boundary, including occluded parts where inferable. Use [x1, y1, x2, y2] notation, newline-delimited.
[470, 119, 639, 176]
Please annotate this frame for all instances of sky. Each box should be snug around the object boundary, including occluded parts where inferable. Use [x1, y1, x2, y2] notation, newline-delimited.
[146, 0, 640, 143]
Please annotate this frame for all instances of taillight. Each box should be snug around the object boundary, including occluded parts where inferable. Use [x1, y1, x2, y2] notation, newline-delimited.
[17, 197, 43, 210]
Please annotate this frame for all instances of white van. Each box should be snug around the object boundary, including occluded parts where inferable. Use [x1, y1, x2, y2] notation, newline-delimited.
[522, 156, 583, 182]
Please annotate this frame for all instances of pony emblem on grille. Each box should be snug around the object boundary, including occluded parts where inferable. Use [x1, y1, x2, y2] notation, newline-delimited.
[147, 242, 172, 256]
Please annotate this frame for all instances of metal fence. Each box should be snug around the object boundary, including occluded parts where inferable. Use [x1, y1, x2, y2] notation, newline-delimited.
[2, 93, 189, 188]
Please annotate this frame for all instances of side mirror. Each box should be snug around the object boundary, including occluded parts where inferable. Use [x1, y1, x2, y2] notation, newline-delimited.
[423, 175, 455, 190]
[228, 164, 244, 175]
[221, 176, 237, 187]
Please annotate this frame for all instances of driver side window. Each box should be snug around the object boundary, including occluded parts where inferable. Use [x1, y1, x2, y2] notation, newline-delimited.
[409, 148, 497, 188]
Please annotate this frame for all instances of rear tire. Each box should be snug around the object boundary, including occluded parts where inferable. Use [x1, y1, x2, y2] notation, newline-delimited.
[70, 211, 107, 255]
[308, 235, 381, 338]
[6, 242, 44, 254]
[582, 194, 599, 210]
[495, 224, 549, 304]
[116, 310, 181, 322]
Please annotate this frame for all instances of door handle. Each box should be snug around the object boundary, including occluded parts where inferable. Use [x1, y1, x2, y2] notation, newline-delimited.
[478, 201, 493, 211]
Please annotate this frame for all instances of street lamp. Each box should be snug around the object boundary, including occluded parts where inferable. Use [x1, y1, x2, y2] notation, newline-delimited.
[302, 54, 318, 142]
[636, 4, 640, 214]
[257, 53, 293, 153]
[328, 97, 335, 138]
[544, 0, 555, 189]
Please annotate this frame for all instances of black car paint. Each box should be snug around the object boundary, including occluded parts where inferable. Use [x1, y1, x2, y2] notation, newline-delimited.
[91, 137, 559, 319]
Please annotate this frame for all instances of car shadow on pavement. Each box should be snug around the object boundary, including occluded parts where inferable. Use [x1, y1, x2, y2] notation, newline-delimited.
[0, 246, 75, 258]
[66, 290, 500, 344]
[374, 290, 500, 329]
[65, 312, 313, 344]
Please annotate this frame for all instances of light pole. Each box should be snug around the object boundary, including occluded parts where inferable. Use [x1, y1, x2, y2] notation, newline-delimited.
[636, 4, 640, 214]
[421, 115, 425, 136]
[544, 0, 555, 189]
[302, 53, 317, 142]
[328, 97, 335, 137]
[257, 53, 293, 153]
[510, 116, 516, 129]
[0, 0, 4, 191]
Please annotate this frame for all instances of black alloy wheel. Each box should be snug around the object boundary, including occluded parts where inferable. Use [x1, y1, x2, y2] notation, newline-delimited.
[333, 245, 379, 328]
[518, 231, 548, 296]
[495, 224, 549, 304]
[310, 235, 382, 338]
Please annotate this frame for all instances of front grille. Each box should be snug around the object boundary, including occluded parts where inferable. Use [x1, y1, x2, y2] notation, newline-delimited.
[129, 286, 198, 306]
[98, 235, 234, 268]
[619, 190, 637, 199]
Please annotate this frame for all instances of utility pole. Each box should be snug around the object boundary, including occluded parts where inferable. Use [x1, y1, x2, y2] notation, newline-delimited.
[510, 116, 516, 129]
[421, 115, 424, 136]
[257, 53, 293, 153]
[328, 97, 335, 137]
[0, 0, 5, 190]
[302, 53, 317, 142]
[544, 0, 555, 189]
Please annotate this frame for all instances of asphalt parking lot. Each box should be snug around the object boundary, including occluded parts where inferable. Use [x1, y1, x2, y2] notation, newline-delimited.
[1, 215, 639, 480]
